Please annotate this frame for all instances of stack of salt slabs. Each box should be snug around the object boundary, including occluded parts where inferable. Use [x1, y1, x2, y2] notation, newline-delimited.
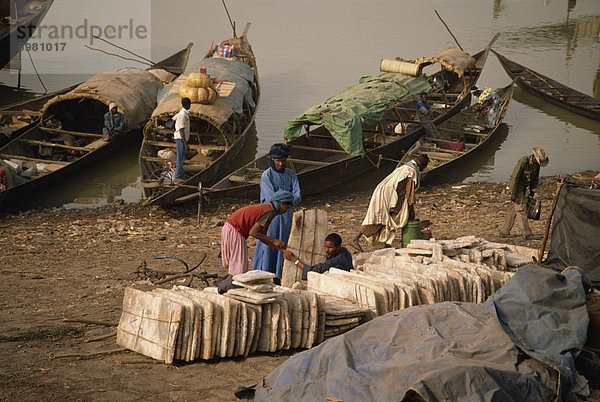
[118, 270, 363, 363]
[307, 236, 525, 319]
[320, 295, 371, 339]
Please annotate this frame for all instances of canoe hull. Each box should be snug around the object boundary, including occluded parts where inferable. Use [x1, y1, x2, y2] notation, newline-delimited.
[493, 50, 600, 122]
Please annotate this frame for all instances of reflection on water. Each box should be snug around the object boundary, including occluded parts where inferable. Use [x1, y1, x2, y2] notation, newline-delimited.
[0, 0, 599, 209]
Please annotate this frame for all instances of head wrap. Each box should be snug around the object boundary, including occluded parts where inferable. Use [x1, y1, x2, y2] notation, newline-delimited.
[532, 147, 549, 167]
[269, 143, 291, 172]
[270, 189, 294, 204]
[0, 168, 5, 179]
[109, 103, 117, 111]
[269, 143, 291, 159]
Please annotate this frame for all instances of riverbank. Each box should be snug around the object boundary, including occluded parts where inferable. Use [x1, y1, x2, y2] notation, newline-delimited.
[0, 172, 595, 399]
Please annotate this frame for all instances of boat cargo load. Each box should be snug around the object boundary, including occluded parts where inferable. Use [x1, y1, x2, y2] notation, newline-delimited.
[284, 73, 431, 156]
[140, 22, 260, 206]
[41, 67, 164, 134]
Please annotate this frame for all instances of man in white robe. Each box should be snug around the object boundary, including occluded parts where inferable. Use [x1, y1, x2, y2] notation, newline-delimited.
[353, 154, 428, 251]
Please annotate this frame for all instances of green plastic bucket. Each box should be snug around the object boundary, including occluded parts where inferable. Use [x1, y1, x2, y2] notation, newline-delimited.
[401, 220, 423, 248]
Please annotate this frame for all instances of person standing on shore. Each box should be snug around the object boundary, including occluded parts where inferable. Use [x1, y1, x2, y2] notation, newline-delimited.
[102, 103, 125, 142]
[500, 147, 549, 240]
[353, 154, 429, 251]
[172, 97, 191, 182]
[416, 92, 441, 139]
[221, 189, 294, 276]
[251, 143, 301, 278]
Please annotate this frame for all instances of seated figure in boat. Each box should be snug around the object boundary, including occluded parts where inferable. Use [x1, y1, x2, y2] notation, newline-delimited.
[473, 88, 501, 126]
[416, 92, 441, 139]
[102, 103, 125, 142]
[283, 233, 353, 280]
[353, 154, 429, 252]
[252, 143, 302, 279]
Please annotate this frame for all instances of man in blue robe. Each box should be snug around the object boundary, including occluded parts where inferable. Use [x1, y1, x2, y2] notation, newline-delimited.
[251, 143, 301, 278]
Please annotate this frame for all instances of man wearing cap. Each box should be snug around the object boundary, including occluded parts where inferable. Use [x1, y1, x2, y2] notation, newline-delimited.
[353, 154, 429, 251]
[221, 189, 294, 275]
[102, 103, 125, 142]
[251, 143, 301, 278]
[501, 147, 549, 240]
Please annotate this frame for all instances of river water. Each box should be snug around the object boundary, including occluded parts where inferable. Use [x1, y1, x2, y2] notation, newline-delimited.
[1, 0, 598, 208]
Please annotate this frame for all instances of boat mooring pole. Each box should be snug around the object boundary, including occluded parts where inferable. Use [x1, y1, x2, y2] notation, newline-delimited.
[197, 182, 202, 225]
[435, 10, 464, 51]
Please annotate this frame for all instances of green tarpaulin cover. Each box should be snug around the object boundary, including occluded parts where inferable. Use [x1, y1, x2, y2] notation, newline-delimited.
[284, 73, 432, 155]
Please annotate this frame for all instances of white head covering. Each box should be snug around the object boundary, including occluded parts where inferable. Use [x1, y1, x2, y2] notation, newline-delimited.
[109, 103, 117, 111]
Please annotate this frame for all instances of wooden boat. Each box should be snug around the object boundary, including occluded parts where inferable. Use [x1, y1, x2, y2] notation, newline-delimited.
[0, 35, 194, 147]
[194, 36, 498, 204]
[0, 84, 79, 148]
[0, 43, 193, 209]
[139, 23, 259, 206]
[401, 80, 515, 183]
[493, 50, 600, 122]
[0, 0, 54, 68]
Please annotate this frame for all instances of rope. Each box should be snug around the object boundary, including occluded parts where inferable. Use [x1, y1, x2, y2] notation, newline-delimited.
[364, 151, 404, 169]
[25, 49, 47, 93]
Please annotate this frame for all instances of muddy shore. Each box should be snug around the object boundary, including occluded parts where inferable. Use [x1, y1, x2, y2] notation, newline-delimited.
[0, 173, 594, 400]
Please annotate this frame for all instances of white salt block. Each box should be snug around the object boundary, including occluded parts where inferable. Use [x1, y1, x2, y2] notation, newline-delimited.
[172, 286, 216, 360]
[308, 272, 378, 313]
[200, 288, 236, 358]
[226, 288, 282, 304]
[165, 290, 200, 361]
[257, 303, 272, 352]
[269, 301, 280, 352]
[233, 270, 275, 283]
[117, 288, 182, 364]
[316, 295, 325, 345]
[152, 289, 192, 361]
[247, 304, 262, 354]
[326, 316, 360, 326]
[232, 280, 275, 292]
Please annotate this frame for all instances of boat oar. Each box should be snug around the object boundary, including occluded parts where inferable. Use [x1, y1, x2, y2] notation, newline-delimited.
[434, 10, 463, 51]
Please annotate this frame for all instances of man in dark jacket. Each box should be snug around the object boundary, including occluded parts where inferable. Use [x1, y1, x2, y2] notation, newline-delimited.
[283, 233, 353, 280]
[501, 147, 549, 239]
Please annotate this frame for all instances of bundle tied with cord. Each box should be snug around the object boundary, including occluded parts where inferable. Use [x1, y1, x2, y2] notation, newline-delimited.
[177, 69, 219, 105]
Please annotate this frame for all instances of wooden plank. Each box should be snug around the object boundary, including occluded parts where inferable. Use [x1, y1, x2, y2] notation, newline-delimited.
[39, 127, 102, 138]
[421, 146, 465, 155]
[286, 158, 328, 166]
[116, 288, 182, 364]
[18, 138, 94, 152]
[0, 154, 69, 165]
[0, 110, 42, 116]
[146, 140, 227, 152]
[438, 127, 490, 137]
[290, 144, 347, 154]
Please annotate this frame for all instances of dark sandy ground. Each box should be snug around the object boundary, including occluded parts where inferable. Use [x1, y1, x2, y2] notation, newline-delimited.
[1, 172, 597, 400]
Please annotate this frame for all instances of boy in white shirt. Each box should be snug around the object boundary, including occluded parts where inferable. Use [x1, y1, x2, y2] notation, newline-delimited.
[172, 97, 191, 181]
